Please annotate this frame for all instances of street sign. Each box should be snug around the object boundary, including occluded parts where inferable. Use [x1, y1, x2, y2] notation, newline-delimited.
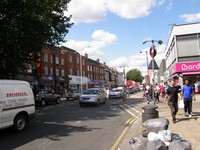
[149, 45, 157, 58]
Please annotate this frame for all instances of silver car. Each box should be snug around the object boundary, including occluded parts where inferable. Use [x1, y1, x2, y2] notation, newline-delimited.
[79, 88, 106, 106]
[109, 88, 123, 99]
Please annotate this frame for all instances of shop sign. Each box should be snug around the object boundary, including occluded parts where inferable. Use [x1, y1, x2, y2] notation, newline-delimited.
[170, 61, 200, 75]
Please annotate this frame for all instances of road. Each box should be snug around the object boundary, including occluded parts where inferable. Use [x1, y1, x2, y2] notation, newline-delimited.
[0, 94, 142, 150]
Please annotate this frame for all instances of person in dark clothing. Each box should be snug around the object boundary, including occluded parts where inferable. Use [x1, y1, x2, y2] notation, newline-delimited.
[166, 79, 181, 123]
[181, 79, 195, 118]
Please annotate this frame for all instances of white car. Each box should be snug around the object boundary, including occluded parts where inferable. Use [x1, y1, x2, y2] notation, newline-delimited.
[79, 88, 106, 106]
[109, 88, 123, 99]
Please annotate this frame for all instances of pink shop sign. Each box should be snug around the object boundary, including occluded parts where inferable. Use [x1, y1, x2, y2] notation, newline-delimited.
[170, 62, 200, 75]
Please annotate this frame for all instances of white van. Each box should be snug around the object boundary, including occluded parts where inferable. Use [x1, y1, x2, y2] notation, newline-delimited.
[0, 80, 35, 132]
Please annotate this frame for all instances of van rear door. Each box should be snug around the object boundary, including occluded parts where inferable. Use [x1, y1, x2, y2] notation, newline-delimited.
[0, 90, 2, 128]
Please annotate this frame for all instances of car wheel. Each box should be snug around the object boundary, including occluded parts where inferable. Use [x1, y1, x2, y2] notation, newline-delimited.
[56, 97, 60, 104]
[40, 99, 46, 106]
[96, 99, 100, 106]
[103, 97, 106, 104]
[13, 114, 27, 132]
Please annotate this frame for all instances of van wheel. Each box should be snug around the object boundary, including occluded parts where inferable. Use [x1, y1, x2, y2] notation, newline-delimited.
[41, 99, 46, 106]
[13, 114, 27, 132]
[56, 97, 60, 104]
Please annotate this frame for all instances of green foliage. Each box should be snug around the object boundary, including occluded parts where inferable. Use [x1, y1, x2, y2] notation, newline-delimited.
[0, 0, 73, 79]
[127, 69, 143, 83]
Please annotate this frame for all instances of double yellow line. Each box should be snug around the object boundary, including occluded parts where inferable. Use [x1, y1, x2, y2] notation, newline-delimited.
[111, 117, 137, 150]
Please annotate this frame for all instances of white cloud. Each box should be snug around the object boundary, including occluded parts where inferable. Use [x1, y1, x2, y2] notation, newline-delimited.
[62, 29, 117, 57]
[66, 0, 107, 23]
[108, 44, 166, 76]
[166, 2, 172, 11]
[92, 30, 118, 44]
[65, 0, 164, 23]
[180, 13, 200, 22]
[106, 0, 157, 19]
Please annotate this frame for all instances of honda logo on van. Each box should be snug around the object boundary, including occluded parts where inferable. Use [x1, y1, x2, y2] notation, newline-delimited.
[7, 92, 28, 97]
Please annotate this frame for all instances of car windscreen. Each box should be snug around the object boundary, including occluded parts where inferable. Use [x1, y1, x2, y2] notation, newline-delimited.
[82, 90, 98, 94]
[111, 89, 120, 92]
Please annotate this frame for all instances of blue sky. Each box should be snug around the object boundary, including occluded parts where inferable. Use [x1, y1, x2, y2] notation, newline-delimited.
[62, 0, 200, 75]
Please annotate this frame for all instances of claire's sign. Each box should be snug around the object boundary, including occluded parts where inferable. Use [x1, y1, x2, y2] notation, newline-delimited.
[170, 61, 200, 75]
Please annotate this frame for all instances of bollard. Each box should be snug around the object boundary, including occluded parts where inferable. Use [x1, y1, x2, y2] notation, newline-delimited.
[141, 105, 159, 123]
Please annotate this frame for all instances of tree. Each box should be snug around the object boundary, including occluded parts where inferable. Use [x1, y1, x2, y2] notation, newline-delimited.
[127, 69, 143, 83]
[0, 0, 73, 79]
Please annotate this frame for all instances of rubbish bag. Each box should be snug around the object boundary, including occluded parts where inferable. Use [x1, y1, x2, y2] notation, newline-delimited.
[143, 117, 169, 134]
[168, 140, 192, 150]
[129, 136, 148, 150]
[148, 132, 159, 141]
[178, 99, 184, 109]
[157, 130, 172, 143]
[146, 139, 168, 150]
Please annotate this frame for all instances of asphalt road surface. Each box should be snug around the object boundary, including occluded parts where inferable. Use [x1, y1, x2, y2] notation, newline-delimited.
[0, 97, 137, 150]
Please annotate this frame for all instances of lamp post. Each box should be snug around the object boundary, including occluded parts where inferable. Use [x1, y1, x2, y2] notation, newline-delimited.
[140, 50, 148, 76]
[143, 40, 162, 104]
[120, 65, 129, 86]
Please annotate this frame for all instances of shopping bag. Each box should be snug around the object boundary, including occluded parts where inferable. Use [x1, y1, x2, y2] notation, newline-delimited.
[178, 99, 184, 109]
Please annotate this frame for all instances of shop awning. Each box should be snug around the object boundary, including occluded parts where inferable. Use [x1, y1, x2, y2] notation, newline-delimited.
[182, 72, 200, 75]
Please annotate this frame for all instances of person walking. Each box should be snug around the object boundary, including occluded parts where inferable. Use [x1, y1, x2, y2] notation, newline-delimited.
[181, 79, 196, 118]
[154, 83, 160, 102]
[166, 79, 181, 123]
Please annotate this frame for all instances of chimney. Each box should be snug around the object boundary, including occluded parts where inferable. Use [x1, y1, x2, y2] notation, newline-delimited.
[97, 59, 99, 62]
[84, 53, 88, 58]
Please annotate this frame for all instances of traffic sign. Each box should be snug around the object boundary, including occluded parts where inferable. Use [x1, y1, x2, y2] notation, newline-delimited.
[149, 45, 157, 58]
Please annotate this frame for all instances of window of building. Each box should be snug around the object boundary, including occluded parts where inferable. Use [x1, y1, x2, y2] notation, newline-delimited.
[56, 56, 59, 65]
[70, 55, 72, 62]
[83, 59, 85, 66]
[44, 66, 48, 75]
[44, 53, 48, 62]
[70, 68, 72, 75]
[77, 57, 79, 64]
[83, 71, 85, 76]
[50, 55, 53, 64]
[56, 68, 59, 76]
[90, 66, 92, 71]
[61, 69, 64, 77]
[77, 70, 80, 76]
[87, 65, 90, 71]
[26, 64, 32, 73]
[50, 67, 53, 75]
[61, 58, 64, 65]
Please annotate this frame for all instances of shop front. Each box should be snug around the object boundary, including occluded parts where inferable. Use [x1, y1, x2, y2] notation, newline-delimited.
[169, 61, 200, 93]
[68, 75, 90, 91]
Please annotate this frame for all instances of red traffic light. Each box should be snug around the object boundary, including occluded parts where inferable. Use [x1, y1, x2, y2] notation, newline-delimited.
[149, 45, 157, 58]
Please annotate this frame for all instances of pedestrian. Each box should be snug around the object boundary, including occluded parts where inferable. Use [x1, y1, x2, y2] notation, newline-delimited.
[147, 85, 153, 104]
[154, 83, 160, 102]
[165, 79, 181, 123]
[163, 82, 169, 104]
[160, 84, 165, 98]
[181, 79, 196, 118]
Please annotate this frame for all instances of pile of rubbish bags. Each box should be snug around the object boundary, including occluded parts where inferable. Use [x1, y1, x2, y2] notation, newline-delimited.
[129, 117, 192, 150]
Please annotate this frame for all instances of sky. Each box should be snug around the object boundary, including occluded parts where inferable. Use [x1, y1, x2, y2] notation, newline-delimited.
[62, 0, 200, 75]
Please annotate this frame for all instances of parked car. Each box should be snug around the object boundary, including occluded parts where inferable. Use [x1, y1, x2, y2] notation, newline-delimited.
[79, 88, 106, 106]
[63, 88, 82, 100]
[109, 88, 123, 99]
[34, 89, 61, 106]
[126, 88, 134, 94]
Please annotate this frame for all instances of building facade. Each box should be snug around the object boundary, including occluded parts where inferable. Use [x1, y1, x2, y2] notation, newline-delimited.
[165, 22, 200, 92]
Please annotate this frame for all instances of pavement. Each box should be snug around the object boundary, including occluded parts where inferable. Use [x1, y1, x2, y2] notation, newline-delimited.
[118, 93, 200, 150]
